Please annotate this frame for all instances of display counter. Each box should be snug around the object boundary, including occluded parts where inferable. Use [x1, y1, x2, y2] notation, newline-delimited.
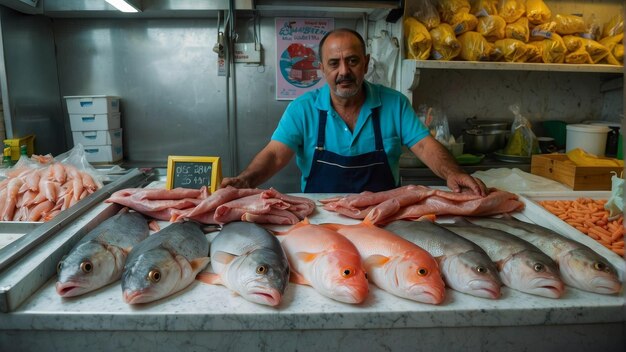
[0, 191, 624, 352]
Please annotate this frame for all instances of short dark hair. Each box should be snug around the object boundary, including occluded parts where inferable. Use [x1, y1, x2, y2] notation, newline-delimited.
[318, 28, 366, 62]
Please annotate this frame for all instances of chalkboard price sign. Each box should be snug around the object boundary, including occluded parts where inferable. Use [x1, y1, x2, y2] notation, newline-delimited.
[166, 156, 222, 192]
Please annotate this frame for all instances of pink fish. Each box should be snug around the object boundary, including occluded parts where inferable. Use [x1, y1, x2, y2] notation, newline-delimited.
[276, 218, 369, 304]
[322, 211, 446, 305]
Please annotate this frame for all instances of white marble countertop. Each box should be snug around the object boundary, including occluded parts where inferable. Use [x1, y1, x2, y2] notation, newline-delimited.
[0, 192, 624, 332]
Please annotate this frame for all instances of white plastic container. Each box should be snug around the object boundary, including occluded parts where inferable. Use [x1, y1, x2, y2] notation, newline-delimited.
[65, 95, 120, 115]
[565, 124, 611, 156]
[72, 128, 122, 146]
[83, 144, 123, 163]
[69, 112, 121, 131]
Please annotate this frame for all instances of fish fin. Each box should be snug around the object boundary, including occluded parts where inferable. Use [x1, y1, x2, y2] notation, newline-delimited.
[296, 251, 318, 263]
[416, 214, 436, 222]
[212, 251, 236, 265]
[289, 270, 310, 285]
[275, 218, 310, 236]
[196, 272, 223, 285]
[148, 220, 161, 232]
[363, 255, 390, 269]
[190, 257, 211, 273]
[451, 216, 471, 225]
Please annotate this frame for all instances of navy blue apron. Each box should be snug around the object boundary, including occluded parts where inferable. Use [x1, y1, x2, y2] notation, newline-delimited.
[304, 108, 397, 193]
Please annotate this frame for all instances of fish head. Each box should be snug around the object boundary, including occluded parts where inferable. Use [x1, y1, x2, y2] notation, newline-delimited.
[226, 248, 290, 306]
[311, 250, 369, 304]
[56, 242, 122, 297]
[382, 252, 446, 304]
[558, 248, 622, 295]
[121, 250, 181, 304]
[441, 250, 502, 299]
[500, 250, 564, 298]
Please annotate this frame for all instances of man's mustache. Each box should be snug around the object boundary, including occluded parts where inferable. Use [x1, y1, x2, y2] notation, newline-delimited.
[336, 75, 355, 84]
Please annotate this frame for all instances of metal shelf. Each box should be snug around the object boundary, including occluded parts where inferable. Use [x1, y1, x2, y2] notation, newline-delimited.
[400, 59, 624, 100]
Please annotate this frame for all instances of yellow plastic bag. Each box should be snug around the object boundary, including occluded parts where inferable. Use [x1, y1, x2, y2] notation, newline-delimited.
[437, 0, 471, 24]
[451, 12, 479, 35]
[554, 14, 587, 35]
[526, 0, 551, 25]
[530, 21, 556, 40]
[494, 38, 529, 62]
[506, 16, 529, 42]
[477, 15, 507, 41]
[523, 41, 543, 62]
[602, 13, 624, 39]
[563, 35, 610, 64]
[412, 0, 440, 30]
[404, 17, 432, 60]
[536, 33, 567, 63]
[600, 33, 624, 60]
[565, 46, 593, 64]
[498, 0, 525, 23]
[430, 23, 462, 60]
[613, 44, 624, 62]
[458, 31, 495, 61]
[471, 0, 498, 17]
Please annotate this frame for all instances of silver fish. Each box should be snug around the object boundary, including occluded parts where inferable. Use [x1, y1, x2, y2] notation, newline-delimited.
[383, 220, 502, 299]
[442, 219, 565, 298]
[56, 211, 149, 297]
[196, 221, 290, 306]
[122, 221, 210, 304]
[466, 217, 622, 295]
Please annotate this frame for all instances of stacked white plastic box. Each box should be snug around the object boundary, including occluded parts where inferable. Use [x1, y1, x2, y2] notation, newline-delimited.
[65, 95, 123, 163]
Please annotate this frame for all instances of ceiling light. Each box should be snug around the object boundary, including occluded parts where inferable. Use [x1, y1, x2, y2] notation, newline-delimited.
[105, 0, 141, 13]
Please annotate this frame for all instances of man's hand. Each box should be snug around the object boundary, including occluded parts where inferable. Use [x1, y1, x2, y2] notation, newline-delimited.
[220, 176, 253, 189]
[446, 172, 488, 196]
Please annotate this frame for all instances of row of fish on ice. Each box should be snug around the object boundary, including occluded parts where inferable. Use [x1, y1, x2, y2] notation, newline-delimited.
[56, 206, 622, 306]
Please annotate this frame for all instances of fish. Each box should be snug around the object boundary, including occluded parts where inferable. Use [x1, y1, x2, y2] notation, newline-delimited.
[121, 221, 210, 304]
[56, 211, 150, 297]
[383, 220, 502, 299]
[466, 216, 622, 295]
[276, 218, 369, 304]
[196, 221, 290, 306]
[322, 216, 446, 305]
[442, 219, 564, 298]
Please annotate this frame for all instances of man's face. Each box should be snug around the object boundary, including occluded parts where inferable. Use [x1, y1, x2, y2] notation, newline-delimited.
[319, 33, 369, 99]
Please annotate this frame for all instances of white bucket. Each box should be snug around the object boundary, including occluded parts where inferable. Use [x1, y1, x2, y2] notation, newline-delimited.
[565, 124, 611, 156]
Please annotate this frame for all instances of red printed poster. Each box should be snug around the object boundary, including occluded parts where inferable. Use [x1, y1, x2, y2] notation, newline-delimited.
[275, 18, 334, 100]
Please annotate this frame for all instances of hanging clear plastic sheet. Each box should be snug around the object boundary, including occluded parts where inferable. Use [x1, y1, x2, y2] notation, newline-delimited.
[366, 30, 399, 88]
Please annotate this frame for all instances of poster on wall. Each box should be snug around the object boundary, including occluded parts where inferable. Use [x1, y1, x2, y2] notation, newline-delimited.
[275, 17, 334, 101]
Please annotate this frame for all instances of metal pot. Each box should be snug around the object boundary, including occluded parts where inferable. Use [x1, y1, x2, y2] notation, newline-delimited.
[463, 129, 508, 154]
[466, 117, 509, 132]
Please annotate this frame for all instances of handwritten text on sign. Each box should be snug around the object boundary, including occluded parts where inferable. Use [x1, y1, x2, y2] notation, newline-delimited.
[166, 156, 222, 192]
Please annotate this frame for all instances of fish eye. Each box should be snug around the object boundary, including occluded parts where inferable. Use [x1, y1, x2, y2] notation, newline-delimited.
[80, 261, 93, 273]
[256, 265, 268, 275]
[341, 268, 353, 278]
[364, 272, 368, 279]
[57, 261, 63, 274]
[533, 263, 544, 272]
[475, 266, 486, 273]
[417, 268, 428, 276]
[594, 262, 607, 271]
[148, 270, 161, 283]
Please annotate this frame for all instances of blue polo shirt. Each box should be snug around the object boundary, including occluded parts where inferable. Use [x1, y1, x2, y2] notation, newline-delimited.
[272, 81, 429, 191]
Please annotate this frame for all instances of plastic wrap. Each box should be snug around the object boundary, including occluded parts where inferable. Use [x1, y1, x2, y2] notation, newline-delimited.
[458, 31, 495, 61]
[404, 17, 432, 60]
[498, 0, 525, 23]
[477, 15, 507, 41]
[471, 0, 498, 17]
[494, 38, 529, 62]
[502, 104, 540, 157]
[602, 13, 624, 39]
[450, 11, 479, 35]
[506, 16, 529, 42]
[430, 23, 462, 60]
[554, 14, 587, 35]
[413, 0, 441, 29]
[437, 0, 471, 24]
[525, 0, 551, 25]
